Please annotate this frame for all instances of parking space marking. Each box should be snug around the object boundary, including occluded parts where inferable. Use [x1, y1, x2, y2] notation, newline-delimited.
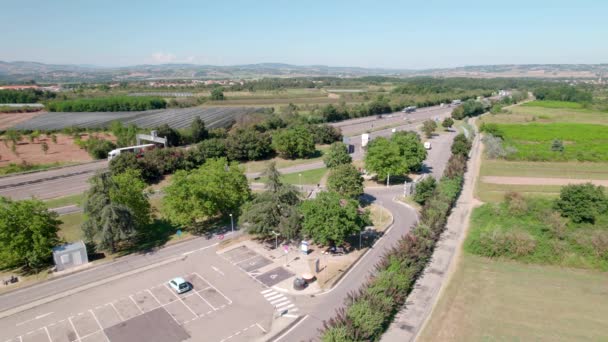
[108, 302, 124, 322]
[6, 272, 233, 342]
[87, 310, 109, 342]
[128, 295, 145, 314]
[163, 283, 199, 318]
[193, 272, 232, 305]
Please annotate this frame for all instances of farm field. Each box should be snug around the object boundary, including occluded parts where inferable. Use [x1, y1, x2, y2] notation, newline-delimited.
[0, 133, 107, 167]
[418, 254, 608, 342]
[11, 106, 262, 130]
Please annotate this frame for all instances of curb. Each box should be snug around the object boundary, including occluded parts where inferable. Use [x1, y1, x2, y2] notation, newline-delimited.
[266, 314, 307, 342]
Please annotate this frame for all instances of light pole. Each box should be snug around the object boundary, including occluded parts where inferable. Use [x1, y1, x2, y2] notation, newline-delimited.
[272, 230, 280, 249]
[229, 213, 234, 233]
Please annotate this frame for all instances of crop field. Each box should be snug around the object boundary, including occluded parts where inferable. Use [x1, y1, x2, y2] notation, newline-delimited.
[11, 106, 263, 130]
[497, 123, 608, 162]
[480, 101, 608, 125]
[418, 254, 608, 342]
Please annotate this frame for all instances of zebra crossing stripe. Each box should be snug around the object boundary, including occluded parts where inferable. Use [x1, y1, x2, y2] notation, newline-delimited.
[267, 294, 283, 301]
[261, 289, 274, 294]
[263, 292, 278, 298]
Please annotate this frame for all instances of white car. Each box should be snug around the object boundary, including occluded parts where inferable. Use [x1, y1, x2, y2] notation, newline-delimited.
[168, 277, 191, 294]
[424, 141, 432, 150]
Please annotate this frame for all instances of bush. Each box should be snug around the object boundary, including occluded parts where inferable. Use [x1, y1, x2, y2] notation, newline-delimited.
[81, 137, 116, 159]
[554, 183, 607, 223]
[551, 139, 564, 152]
[196, 138, 227, 159]
[413, 176, 436, 205]
[311, 124, 343, 144]
[226, 128, 272, 161]
[477, 229, 537, 257]
[451, 133, 472, 156]
[479, 122, 504, 138]
[324, 142, 352, 168]
[483, 134, 516, 159]
[272, 126, 315, 159]
[155, 124, 181, 147]
[504, 191, 528, 215]
[589, 231, 608, 260]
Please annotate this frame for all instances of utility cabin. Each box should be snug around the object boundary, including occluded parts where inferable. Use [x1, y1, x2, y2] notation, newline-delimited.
[53, 240, 89, 272]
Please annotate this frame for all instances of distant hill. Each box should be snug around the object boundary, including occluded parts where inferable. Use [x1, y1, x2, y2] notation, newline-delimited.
[1, 61, 607, 83]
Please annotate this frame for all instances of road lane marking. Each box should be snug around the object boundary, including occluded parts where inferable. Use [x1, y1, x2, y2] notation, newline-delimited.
[266, 294, 282, 301]
[270, 298, 288, 305]
[256, 322, 267, 333]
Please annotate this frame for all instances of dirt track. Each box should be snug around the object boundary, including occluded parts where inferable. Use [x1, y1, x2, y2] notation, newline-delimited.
[482, 176, 608, 186]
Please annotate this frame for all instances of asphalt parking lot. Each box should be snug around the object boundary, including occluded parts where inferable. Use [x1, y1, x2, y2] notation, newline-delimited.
[0, 247, 273, 342]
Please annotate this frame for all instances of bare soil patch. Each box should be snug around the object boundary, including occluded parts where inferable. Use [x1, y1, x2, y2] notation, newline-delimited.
[0, 133, 115, 167]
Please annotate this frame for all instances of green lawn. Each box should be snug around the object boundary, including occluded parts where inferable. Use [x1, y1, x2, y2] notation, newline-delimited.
[256, 167, 328, 186]
[44, 193, 85, 209]
[480, 102, 608, 126]
[475, 181, 561, 203]
[480, 159, 608, 179]
[496, 123, 608, 162]
[58, 212, 85, 243]
[522, 100, 586, 109]
[242, 145, 330, 174]
[419, 254, 608, 342]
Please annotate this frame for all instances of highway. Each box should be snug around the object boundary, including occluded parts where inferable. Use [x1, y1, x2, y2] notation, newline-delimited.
[0, 105, 452, 201]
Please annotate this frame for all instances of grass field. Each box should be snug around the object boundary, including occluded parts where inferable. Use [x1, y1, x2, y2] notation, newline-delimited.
[418, 254, 608, 342]
[242, 145, 329, 173]
[256, 167, 328, 186]
[475, 181, 561, 203]
[496, 123, 608, 162]
[465, 199, 608, 270]
[44, 193, 84, 208]
[58, 212, 84, 243]
[480, 101, 608, 125]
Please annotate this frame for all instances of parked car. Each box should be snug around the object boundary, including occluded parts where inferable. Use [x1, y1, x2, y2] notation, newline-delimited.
[168, 277, 191, 294]
[424, 141, 432, 150]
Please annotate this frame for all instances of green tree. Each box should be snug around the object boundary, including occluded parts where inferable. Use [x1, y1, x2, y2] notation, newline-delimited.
[323, 142, 352, 168]
[82, 170, 149, 252]
[451, 133, 472, 156]
[51, 134, 58, 144]
[554, 183, 607, 223]
[196, 138, 227, 159]
[240, 163, 301, 239]
[442, 117, 454, 130]
[299, 191, 370, 246]
[210, 88, 225, 101]
[155, 124, 181, 147]
[110, 169, 151, 227]
[225, 128, 272, 161]
[110, 121, 139, 147]
[109, 152, 160, 183]
[413, 177, 437, 205]
[391, 131, 427, 172]
[364, 137, 406, 182]
[0, 198, 60, 270]
[310, 124, 343, 144]
[190, 116, 208, 143]
[162, 158, 250, 226]
[327, 164, 364, 199]
[422, 120, 437, 138]
[272, 126, 316, 159]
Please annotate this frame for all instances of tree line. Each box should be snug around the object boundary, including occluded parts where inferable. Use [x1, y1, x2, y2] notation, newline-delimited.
[0, 89, 56, 103]
[46, 96, 166, 112]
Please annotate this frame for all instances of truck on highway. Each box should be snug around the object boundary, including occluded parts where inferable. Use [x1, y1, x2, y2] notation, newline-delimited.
[108, 143, 157, 161]
[451, 99, 462, 106]
[402, 106, 417, 113]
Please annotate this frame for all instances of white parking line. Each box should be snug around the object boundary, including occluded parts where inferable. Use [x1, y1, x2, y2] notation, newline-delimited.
[67, 316, 82, 341]
[194, 291, 217, 311]
[109, 302, 125, 322]
[193, 272, 232, 305]
[129, 295, 145, 314]
[256, 323, 267, 333]
[43, 326, 52, 342]
[89, 309, 110, 342]
[163, 283, 198, 318]
[146, 289, 163, 308]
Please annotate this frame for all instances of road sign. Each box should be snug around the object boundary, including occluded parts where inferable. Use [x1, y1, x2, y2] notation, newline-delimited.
[218, 234, 224, 240]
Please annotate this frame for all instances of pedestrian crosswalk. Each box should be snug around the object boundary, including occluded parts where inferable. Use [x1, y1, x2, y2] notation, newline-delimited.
[260, 288, 298, 315]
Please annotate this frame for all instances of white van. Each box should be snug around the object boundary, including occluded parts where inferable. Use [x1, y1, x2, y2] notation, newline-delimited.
[424, 141, 432, 150]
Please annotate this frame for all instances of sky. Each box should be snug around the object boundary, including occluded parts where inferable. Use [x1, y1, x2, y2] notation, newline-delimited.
[1, 0, 607, 69]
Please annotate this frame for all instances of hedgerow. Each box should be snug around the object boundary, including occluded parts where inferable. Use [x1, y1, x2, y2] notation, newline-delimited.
[320, 131, 472, 341]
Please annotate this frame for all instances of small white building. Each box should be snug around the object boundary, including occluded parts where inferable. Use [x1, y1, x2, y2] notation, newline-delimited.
[53, 241, 88, 272]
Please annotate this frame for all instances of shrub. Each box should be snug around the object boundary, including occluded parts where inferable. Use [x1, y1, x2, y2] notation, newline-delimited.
[311, 124, 342, 144]
[80, 137, 116, 159]
[413, 176, 436, 205]
[551, 139, 564, 152]
[451, 133, 472, 156]
[589, 231, 608, 259]
[324, 142, 352, 168]
[554, 183, 607, 223]
[225, 128, 272, 161]
[477, 229, 536, 257]
[483, 134, 516, 159]
[504, 191, 528, 215]
[422, 120, 437, 138]
[272, 126, 315, 159]
[545, 211, 568, 240]
[479, 122, 504, 138]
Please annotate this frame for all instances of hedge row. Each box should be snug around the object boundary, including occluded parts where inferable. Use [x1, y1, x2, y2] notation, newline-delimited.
[321, 133, 472, 342]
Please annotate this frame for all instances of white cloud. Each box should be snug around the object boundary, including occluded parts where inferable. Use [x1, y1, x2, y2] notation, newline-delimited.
[150, 52, 177, 64]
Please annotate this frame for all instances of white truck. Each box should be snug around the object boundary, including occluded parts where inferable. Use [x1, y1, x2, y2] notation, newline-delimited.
[107, 143, 157, 161]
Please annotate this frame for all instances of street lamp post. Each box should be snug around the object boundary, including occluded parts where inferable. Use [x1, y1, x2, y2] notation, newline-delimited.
[229, 213, 234, 233]
[272, 230, 280, 249]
